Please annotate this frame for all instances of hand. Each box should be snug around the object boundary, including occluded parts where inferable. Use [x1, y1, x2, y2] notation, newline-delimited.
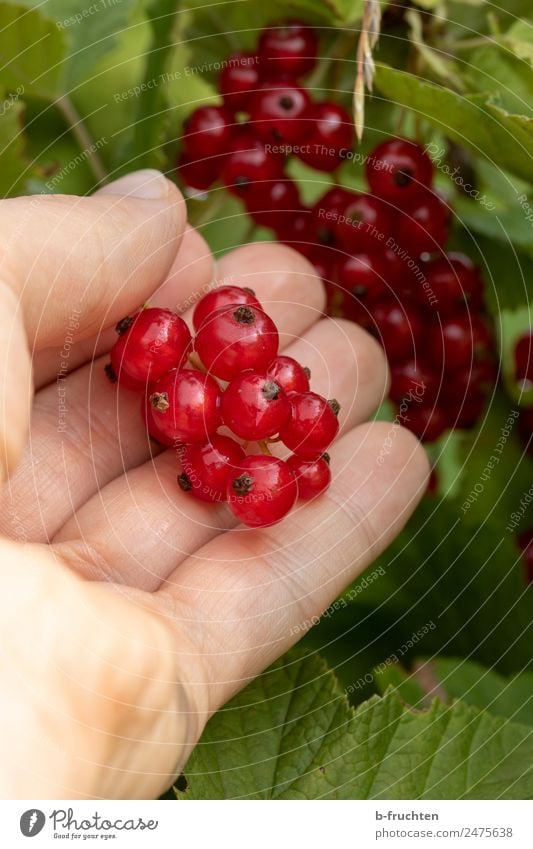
[0, 170, 429, 799]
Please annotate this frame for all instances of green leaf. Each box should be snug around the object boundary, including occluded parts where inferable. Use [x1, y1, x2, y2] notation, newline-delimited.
[0, 2, 66, 98]
[177, 651, 533, 799]
[463, 42, 533, 117]
[454, 194, 533, 261]
[374, 63, 533, 182]
[0, 89, 27, 195]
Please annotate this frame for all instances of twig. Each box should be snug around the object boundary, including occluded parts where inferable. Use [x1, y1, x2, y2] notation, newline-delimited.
[56, 95, 108, 184]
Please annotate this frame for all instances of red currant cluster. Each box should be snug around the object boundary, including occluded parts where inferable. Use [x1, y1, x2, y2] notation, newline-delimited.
[176, 19, 496, 444]
[106, 287, 339, 528]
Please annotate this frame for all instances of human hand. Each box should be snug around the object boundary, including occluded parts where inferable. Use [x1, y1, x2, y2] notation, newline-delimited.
[0, 170, 429, 799]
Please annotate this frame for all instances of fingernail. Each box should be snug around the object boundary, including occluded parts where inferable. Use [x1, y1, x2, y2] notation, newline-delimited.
[97, 169, 172, 199]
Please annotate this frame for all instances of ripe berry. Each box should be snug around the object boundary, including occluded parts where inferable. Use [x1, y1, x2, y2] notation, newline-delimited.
[221, 134, 284, 199]
[337, 193, 392, 253]
[140, 396, 180, 448]
[221, 371, 291, 440]
[366, 138, 434, 204]
[518, 408, 533, 458]
[515, 332, 533, 386]
[258, 20, 318, 79]
[287, 453, 331, 500]
[182, 105, 235, 158]
[297, 102, 353, 171]
[404, 403, 447, 443]
[246, 179, 301, 229]
[389, 359, 440, 404]
[109, 308, 191, 389]
[195, 304, 279, 381]
[371, 299, 423, 362]
[227, 455, 298, 527]
[266, 355, 310, 394]
[193, 285, 261, 333]
[280, 391, 340, 459]
[219, 52, 262, 112]
[178, 435, 245, 503]
[176, 152, 218, 192]
[274, 207, 313, 253]
[149, 368, 221, 444]
[336, 252, 389, 303]
[418, 253, 484, 314]
[250, 82, 311, 145]
[395, 193, 449, 256]
[311, 187, 355, 248]
[427, 315, 491, 372]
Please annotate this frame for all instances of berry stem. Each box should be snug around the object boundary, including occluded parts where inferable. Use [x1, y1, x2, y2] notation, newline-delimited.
[56, 95, 108, 185]
[258, 440, 273, 456]
[188, 351, 208, 373]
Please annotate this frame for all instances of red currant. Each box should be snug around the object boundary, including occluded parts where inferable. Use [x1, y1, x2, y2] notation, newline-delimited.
[195, 304, 279, 381]
[219, 52, 262, 112]
[427, 315, 491, 372]
[311, 187, 355, 248]
[366, 138, 434, 204]
[389, 359, 440, 404]
[336, 252, 389, 303]
[182, 105, 235, 158]
[404, 403, 447, 443]
[280, 391, 340, 459]
[250, 82, 311, 145]
[371, 299, 423, 362]
[518, 408, 533, 458]
[221, 371, 291, 440]
[149, 368, 222, 444]
[246, 179, 301, 229]
[297, 102, 353, 171]
[178, 435, 245, 503]
[228, 455, 298, 527]
[286, 453, 331, 500]
[418, 253, 484, 314]
[274, 207, 313, 253]
[337, 194, 392, 253]
[193, 285, 261, 332]
[395, 193, 450, 256]
[518, 529, 533, 583]
[221, 134, 284, 199]
[258, 20, 318, 79]
[176, 152, 218, 192]
[109, 308, 191, 390]
[515, 332, 533, 385]
[266, 355, 310, 394]
[140, 395, 179, 448]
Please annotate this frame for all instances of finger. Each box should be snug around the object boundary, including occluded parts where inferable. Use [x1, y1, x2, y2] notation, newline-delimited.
[32, 225, 214, 390]
[0, 171, 185, 480]
[52, 319, 389, 589]
[3, 248, 326, 543]
[156, 422, 430, 715]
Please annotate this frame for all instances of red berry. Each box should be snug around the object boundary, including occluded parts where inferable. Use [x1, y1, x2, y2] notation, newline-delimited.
[228, 455, 298, 527]
[297, 102, 353, 171]
[266, 355, 310, 394]
[515, 332, 533, 385]
[311, 187, 356, 248]
[221, 371, 291, 440]
[427, 315, 491, 372]
[182, 105, 235, 158]
[441, 360, 495, 405]
[518, 408, 533, 458]
[280, 391, 340, 459]
[109, 308, 191, 390]
[287, 453, 331, 500]
[195, 304, 279, 381]
[366, 138, 434, 204]
[404, 403, 447, 442]
[221, 134, 284, 199]
[446, 390, 488, 430]
[395, 193, 450, 256]
[219, 52, 262, 112]
[149, 368, 222, 445]
[418, 252, 484, 314]
[258, 20, 318, 79]
[274, 206, 313, 253]
[389, 359, 440, 404]
[140, 395, 179, 448]
[337, 194, 392, 253]
[246, 179, 301, 229]
[336, 252, 389, 303]
[178, 435, 245, 503]
[176, 152, 218, 192]
[518, 529, 533, 583]
[193, 285, 261, 333]
[371, 299, 423, 362]
[250, 82, 311, 145]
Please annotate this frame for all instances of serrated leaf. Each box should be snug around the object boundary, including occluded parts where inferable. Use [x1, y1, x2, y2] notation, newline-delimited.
[177, 651, 533, 799]
[0, 2, 66, 98]
[374, 63, 533, 182]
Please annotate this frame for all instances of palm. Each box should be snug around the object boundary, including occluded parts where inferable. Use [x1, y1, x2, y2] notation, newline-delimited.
[0, 184, 427, 798]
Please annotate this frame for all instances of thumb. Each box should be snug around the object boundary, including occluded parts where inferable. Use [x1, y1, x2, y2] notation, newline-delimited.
[0, 169, 185, 479]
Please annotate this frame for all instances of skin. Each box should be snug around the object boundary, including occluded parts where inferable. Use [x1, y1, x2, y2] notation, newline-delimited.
[0, 170, 429, 799]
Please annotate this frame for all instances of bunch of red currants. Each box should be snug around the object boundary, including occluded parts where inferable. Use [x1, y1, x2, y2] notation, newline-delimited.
[176, 19, 496, 445]
[106, 287, 339, 528]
